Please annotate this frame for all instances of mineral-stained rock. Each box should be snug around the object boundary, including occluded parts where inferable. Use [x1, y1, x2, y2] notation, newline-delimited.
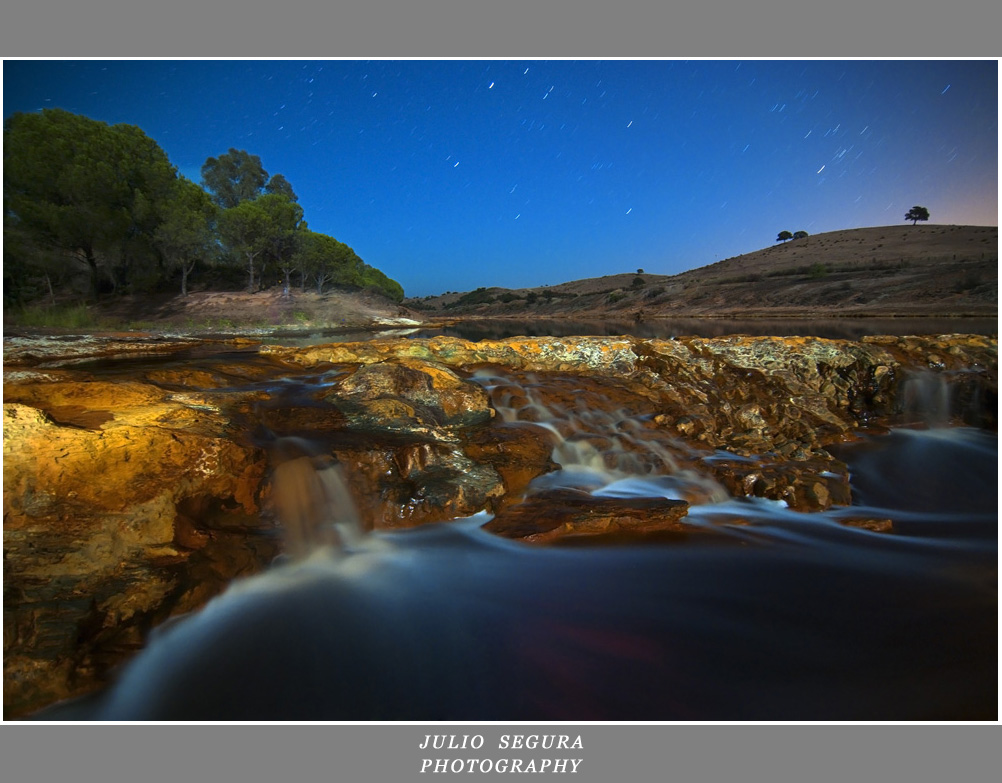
[2, 330, 996, 717]
[326, 358, 493, 439]
[704, 453, 853, 512]
[463, 423, 558, 509]
[2, 388, 273, 717]
[483, 489, 691, 543]
[332, 438, 505, 529]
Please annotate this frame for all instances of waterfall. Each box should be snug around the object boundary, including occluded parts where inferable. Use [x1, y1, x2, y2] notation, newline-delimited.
[898, 368, 989, 428]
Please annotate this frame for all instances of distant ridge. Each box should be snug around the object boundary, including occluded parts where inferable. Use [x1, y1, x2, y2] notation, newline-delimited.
[407, 225, 997, 319]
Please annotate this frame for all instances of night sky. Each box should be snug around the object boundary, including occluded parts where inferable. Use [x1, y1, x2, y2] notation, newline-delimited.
[3, 59, 998, 297]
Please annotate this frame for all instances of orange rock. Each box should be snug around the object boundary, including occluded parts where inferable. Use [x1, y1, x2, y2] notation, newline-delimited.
[483, 489, 691, 544]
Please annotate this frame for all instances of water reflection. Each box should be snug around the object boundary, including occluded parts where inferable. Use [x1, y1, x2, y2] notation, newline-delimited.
[409, 317, 998, 342]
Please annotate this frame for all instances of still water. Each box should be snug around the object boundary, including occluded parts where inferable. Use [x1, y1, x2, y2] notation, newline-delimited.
[38, 347, 997, 722]
[411, 317, 999, 342]
[258, 317, 998, 346]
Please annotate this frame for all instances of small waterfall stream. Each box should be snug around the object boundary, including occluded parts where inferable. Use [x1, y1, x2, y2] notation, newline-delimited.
[35, 351, 996, 721]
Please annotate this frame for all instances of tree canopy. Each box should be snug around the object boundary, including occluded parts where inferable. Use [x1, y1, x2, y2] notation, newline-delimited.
[776, 230, 793, 243]
[4, 108, 177, 297]
[201, 148, 299, 209]
[4, 109, 401, 308]
[153, 176, 219, 296]
[217, 193, 303, 292]
[905, 206, 930, 225]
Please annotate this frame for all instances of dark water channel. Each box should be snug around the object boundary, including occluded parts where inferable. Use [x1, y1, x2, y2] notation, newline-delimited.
[250, 316, 999, 346]
[413, 317, 999, 342]
[36, 341, 998, 721]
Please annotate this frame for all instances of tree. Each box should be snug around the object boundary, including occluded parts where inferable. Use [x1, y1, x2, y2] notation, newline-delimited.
[295, 230, 357, 294]
[4, 108, 178, 298]
[201, 148, 269, 209]
[776, 231, 793, 243]
[265, 173, 298, 202]
[258, 194, 305, 291]
[153, 176, 219, 296]
[793, 230, 809, 240]
[217, 194, 302, 292]
[904, 205, 930, 225]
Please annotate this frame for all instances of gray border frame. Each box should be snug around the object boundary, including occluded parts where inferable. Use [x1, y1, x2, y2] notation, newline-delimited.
[2, 0, 999, 780]
[1, 2, 1000, 57]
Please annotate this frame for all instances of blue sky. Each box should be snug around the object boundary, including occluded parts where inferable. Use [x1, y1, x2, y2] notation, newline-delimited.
[4, 59, 997, 297]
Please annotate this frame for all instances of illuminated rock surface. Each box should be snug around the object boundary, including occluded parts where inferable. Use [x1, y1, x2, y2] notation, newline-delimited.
[2, 332, 996, 717]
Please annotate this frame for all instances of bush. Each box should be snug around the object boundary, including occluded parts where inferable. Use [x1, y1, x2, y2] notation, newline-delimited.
[444, 287, 496, 309]
[13, 303, 101, 329]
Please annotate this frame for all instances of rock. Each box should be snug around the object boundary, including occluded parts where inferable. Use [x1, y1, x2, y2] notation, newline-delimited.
[2, 384, 273, 717]
[332, 439, 505, 529]
[3, 331, 996, 716]
[463, 423, 558, 509]
[327, 358, 493, 439]
[483, 489, 691, 543]
[704, 453, 852, 512]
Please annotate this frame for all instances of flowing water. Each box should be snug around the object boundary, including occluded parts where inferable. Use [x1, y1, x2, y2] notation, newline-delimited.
[32, 342, 998, 721]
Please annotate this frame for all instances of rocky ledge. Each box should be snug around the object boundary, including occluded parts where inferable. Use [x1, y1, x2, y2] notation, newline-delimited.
[3, 332, 997, 717]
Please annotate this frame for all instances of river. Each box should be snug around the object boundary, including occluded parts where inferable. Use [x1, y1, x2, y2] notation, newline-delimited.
[265, 316, 999, 345]
[32, 333, 997, 721]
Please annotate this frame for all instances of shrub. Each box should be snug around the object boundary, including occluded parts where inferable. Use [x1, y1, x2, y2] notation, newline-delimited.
[13, 303, 101, 329]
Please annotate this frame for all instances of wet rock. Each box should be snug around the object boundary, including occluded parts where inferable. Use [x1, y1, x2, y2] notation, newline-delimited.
[837, 517, 895, 534]
[2, 389, 272, 717]
[332, 439, 505, 529]
[483, 489, 691, 543]
[3, 331, 995, 716]
[463, 423, 559, 509]
[327, 358, 493, 440]
[705, 454, 852, 512]
[1, 333, 205, 368]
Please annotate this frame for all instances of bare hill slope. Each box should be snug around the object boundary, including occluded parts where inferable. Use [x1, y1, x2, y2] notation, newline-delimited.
[410, 225, 997, 319]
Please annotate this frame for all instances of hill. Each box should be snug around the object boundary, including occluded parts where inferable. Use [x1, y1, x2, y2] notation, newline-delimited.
[407, 225, 998, 320]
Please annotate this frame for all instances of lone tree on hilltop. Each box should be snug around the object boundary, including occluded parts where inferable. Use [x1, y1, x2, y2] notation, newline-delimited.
[776, 230, 793, 243]
[904, 206, 930, 226]
[793, 230, 809, 240]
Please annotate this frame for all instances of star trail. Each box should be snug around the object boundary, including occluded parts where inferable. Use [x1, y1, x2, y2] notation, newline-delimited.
[3, 59, 997, 296]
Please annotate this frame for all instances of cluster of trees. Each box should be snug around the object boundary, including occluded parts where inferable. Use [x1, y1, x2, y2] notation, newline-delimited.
[774, 206, 931, 248]
[4, 108, 403, 307]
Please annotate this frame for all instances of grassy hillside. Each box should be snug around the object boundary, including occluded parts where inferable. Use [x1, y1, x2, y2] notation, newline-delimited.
[408, 225, 997, 319]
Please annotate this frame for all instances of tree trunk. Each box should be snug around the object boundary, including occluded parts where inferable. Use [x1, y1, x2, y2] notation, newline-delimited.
[181, 260, 195, 297]
[83, 247, 100, 299]
[246, 252, 257, 293]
